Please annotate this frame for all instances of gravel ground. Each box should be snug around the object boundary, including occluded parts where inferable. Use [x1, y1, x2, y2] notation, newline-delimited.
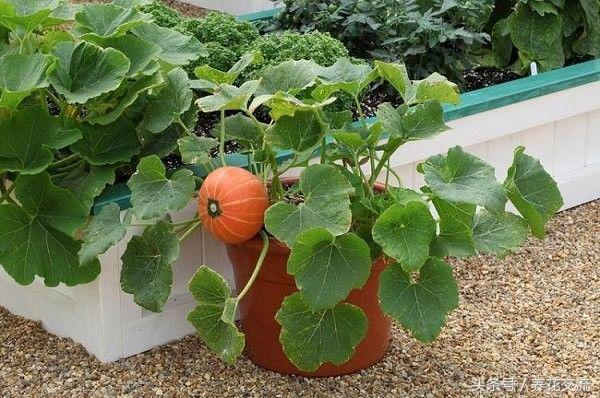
[69, 0, 209, 18]
[1, 201, 598, 397]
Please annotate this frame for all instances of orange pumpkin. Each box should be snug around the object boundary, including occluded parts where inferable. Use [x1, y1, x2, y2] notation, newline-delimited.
[198, 167, 269, 244]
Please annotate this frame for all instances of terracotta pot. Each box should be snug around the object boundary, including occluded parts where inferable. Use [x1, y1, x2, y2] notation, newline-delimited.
[226, 188, 392, 377]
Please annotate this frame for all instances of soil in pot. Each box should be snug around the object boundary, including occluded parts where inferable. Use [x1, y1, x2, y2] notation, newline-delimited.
[226, 236, 392, 377]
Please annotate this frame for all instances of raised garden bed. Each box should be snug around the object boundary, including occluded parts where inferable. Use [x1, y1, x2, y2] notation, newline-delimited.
[2, 53, 598, 362]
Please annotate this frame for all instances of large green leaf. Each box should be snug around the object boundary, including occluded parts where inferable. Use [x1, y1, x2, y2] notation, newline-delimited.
[372, 201, 436, 272]
[430, 196, 476, 258]
[0, 53, 48, 108]
[196, 80, 259, 113]
[374, 61, 413, 102]
[266, 108, 328, 152]
[212, 113, 265, 149]
[420, 146, 507, 213]
[53, 164, 115, 209]
[573, 0, 600, 57]
[102, 35, 161, 76]
[127, 155, 196, 220]
[377, 101, 448, 141]
[472, 209, 530, 257]
[177, 135, 217, 165]
[256, 59, 319, 96]
[132, 22, 206, 65]
[195, 52, 262, 86]
[0, 106, 81, 174]
[287, 229, 371, 310]
[79, 202, 129, 265]
[120, 221, 178, 312]
[71, 118, 141, 165]
[0, 172, 99, 287]
[264, 164, 353, 246]
[85, 72, 164, 125]
[413, 73, 460, 105]
[276, 292, 368, 372]
[509, 4, 564, 70]
[141, 68, 193, 134]
[187, 266, 245, 364]
[0, 0, 60, 32]
[503, 146, 563, 238]
[73, 3, 151, 42]
[48, 41, 130, 104]
[378, 258, 458, 343]
[313, 58, 378, 100]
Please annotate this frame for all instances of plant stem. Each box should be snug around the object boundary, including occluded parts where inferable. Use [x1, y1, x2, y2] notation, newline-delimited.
[354, 96, 365, 119]
[219, 110, 227, 167]
[178, 221, 202, 244]
[176, 118, 192, 136]
[320, 137, 326, 164]
[236, 231, 269, 300]
[171, 217, 200, 228]
[369, 139, 404, 186]
[0, 183, 16, 204]
[56, 159, 83, 173]
[50, 154, 79, 169]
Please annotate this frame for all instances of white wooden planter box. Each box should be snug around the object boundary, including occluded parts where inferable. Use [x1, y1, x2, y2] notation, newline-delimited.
[1, 63, 599, 362]
[180, 0, 278, 16]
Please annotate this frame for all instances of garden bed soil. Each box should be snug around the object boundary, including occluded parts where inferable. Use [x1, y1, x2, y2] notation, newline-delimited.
[1, 200, 597, 396]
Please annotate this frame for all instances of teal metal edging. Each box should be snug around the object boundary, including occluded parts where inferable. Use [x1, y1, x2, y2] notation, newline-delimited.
[91, 10, 600, 214]
[237, 8, 281, 21]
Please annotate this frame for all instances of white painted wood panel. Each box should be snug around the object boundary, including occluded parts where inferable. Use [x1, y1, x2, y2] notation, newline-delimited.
[180, 0, 278, 16]
[1, 82, 599, 363]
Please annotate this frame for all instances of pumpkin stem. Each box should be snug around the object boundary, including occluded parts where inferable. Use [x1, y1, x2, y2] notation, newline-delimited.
[206, 198, 222, 218]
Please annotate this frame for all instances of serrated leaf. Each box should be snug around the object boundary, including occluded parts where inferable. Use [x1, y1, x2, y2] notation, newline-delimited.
[420, 146, 507, 213]
[79, 202, 129, 265]
[313, 58, 378, 99]
[0, 172, 99, 287]
[0, 106, 81, 174]
[141, 68, 192, 134]
[177, 135, 217, 165]
[264, 164, 353, 246]
[503, 146, 563, 239]
[266, 108, 327, 152]
[378, 101, 448, 141]
[127, 155, 196, 220]
[374, 61, 414, 102]
[187, 266, 244, 364]
[120, 221, 178, 312]
[0, 204, 100, 287]
[288, 229, 372, 310]
[413, 73, 460, 105]
[48, 41, 130, 104]
[71, 118, 141, 165]
[196, 80, 259, 113]
[53, 164, 115, 209]
[378, 259, 458, 343]
[85, 72, 164, 125]
[256, 59, 319, 96]
[472, 209, 529, 257]
[132, 22, 206, 65]
[276, 292, 368, 372]
[212, 113, 264, 149]
[73, 3, 151, 42]
[430, 197, 476, 258]
[573, 0, 600, 57]
[102, 35, 161, 76]
[372, 202, 436, 272]
[195, 52, 262, 86]
[0, 53, 48, 108]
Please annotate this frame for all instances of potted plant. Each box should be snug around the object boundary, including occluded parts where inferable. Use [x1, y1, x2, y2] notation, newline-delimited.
[102, 57, 562, 375]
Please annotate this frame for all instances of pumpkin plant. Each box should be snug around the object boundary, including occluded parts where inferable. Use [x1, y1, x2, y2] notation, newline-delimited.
[0, 0, 207, 288]
[86, 54, 563, 371]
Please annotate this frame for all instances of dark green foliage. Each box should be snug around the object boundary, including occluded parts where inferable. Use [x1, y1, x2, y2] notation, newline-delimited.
[268, 0, 490, 82]
[179, 12, 260, 71]
[141, 0, 183, 28]
[490, 0, 599, 73]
